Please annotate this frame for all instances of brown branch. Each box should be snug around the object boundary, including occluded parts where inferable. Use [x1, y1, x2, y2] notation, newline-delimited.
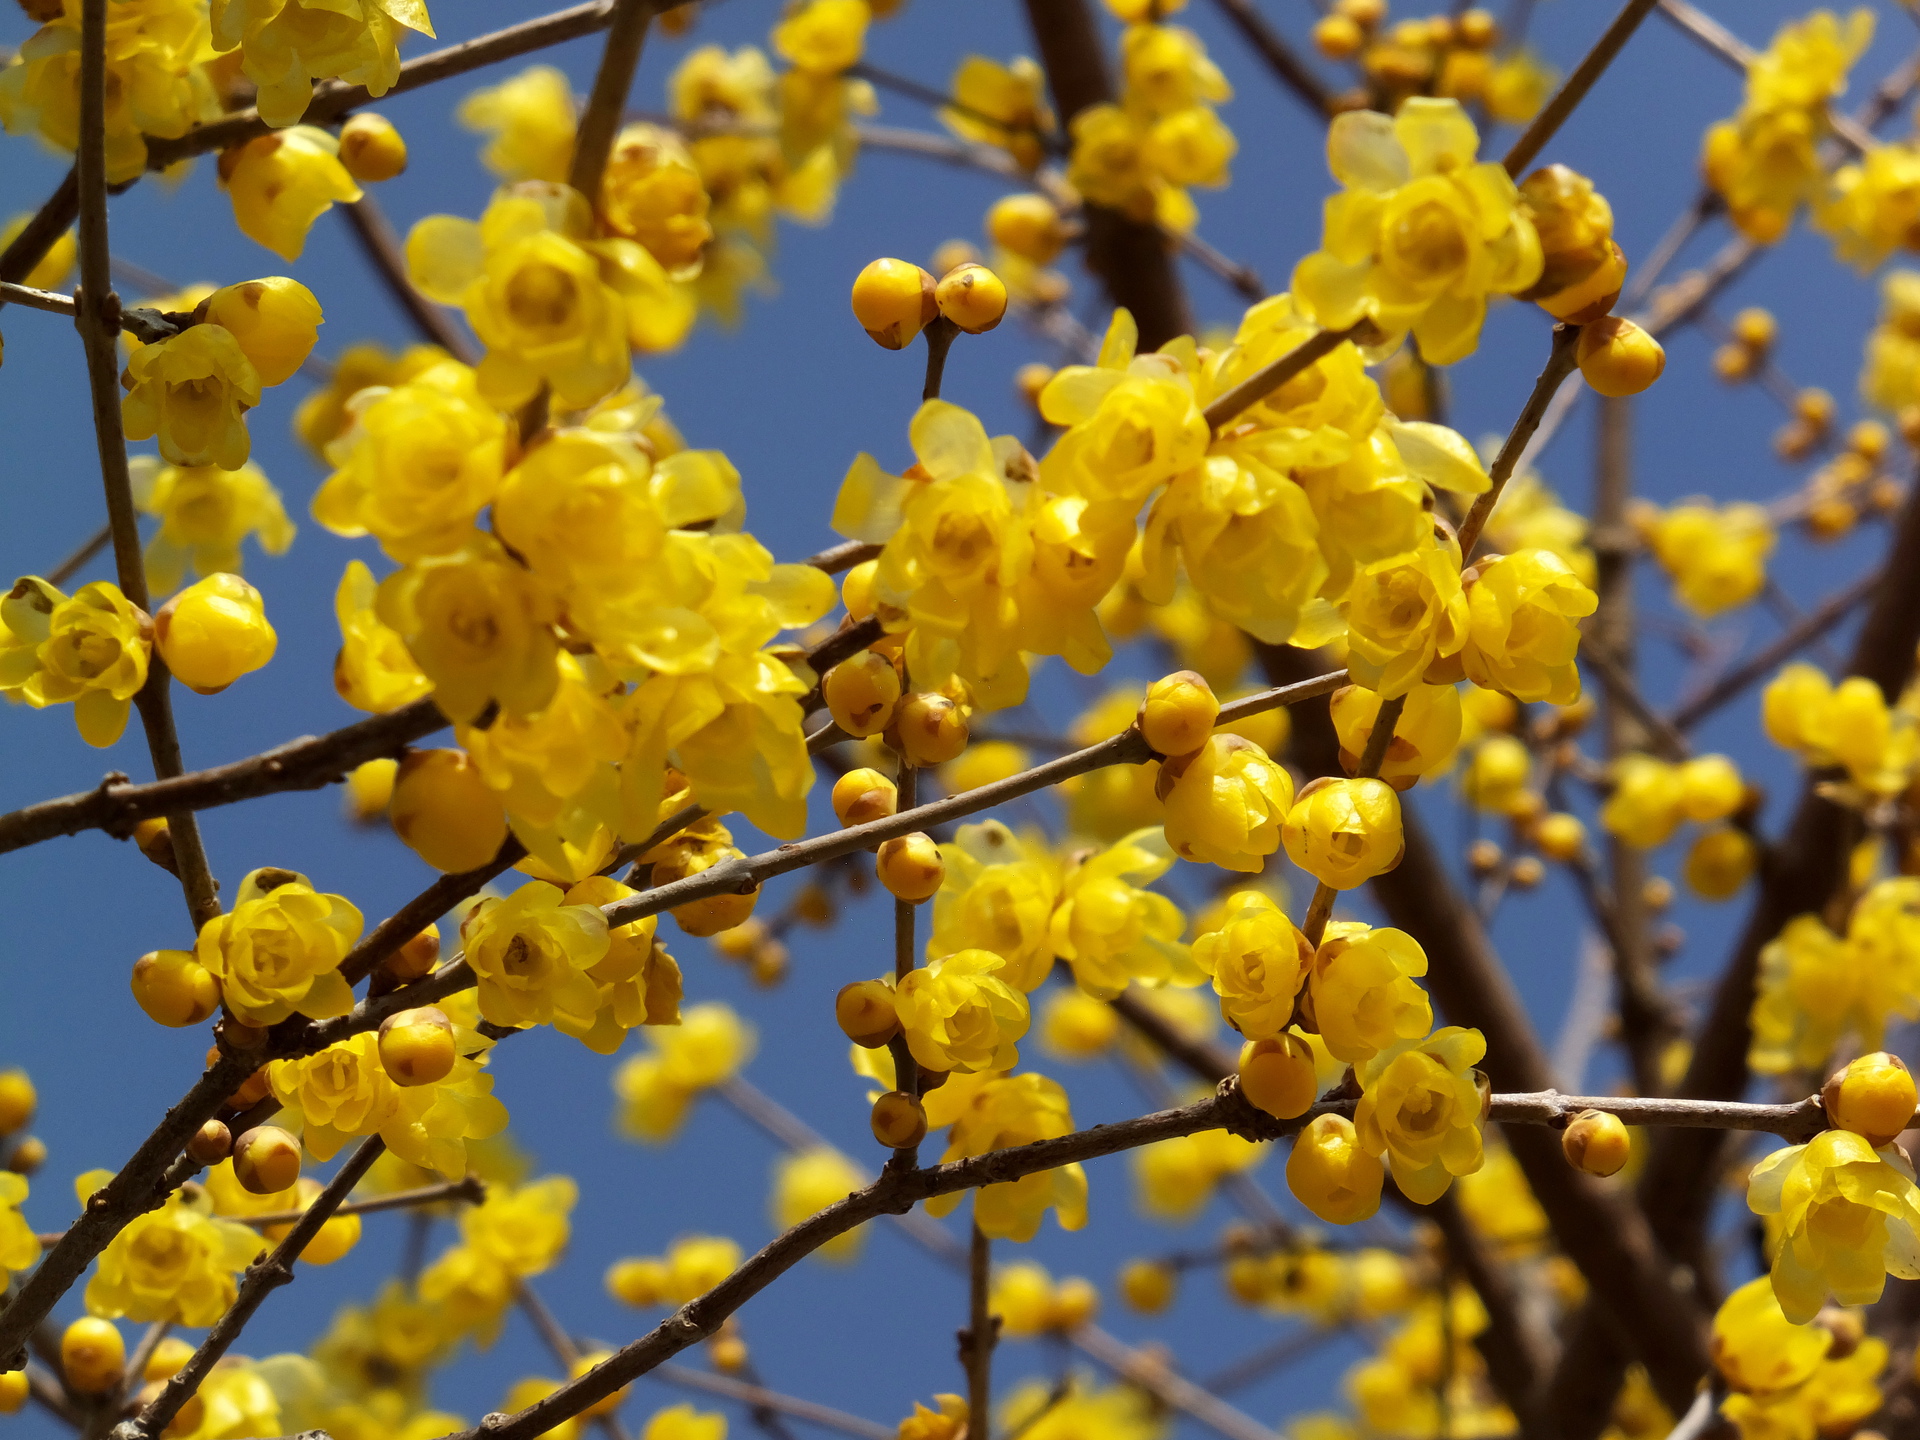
[0, 168, 77, 291]
[115, 1138, 387, 1440]
[338, 832, 526, 987]
[1669, 568, 1881, 731]
[48, 523, 112, 587]
[569, 0, 654, 199]
[235, 1175, 483, 1228]
[1578, 635, 1689, 762]
[1458, 323, 1583, 557]
[337, 198, 479, 364]
[1021, 0, 1193, 348]
[962, 1225, 995, 1440]
[1503, 0, 1661, 177]
[1170, 229, 1266, 301]
[1205, 0, 1338, 119]
[516, 1280, 635, 1440]
[1203, 322, 1373, 431]
[1067, 1324, 1279, 1440]
[1197, 1328, 1350, 1395]
[800, 540, 883, 575]
[651, 1365, 895, 1440]
[1655, 0, 1876, 152]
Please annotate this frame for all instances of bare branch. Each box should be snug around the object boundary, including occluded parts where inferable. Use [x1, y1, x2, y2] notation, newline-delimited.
[569, 0, 655, 198]
[650, 1364, 895, 1440]
[1503, 0, 1660, 177]
[1458, 323, 1584, 558]
[1205, 0, 1338, 119]
[337, 198, 479, 364]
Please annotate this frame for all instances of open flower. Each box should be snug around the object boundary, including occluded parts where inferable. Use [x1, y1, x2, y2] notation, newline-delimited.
[195, 867, 363, 1026]
[1353, 1026, 1487, 1203]
[895, 949, 1030, 1074]
[122, 324, 262, 472]
[1746, 1128, 1920, 1322]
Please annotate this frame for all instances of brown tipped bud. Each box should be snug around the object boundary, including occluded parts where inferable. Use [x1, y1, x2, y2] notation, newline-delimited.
[187, 1120, 232, 1166]
[871, 1090, 928, 1149]
[132, 817, 179, 875]
[1561, 1108, 1630, 1176]
[6, 1136, 45, 1175]
[836, 979, 900, 1048]
[378, 1006, 457, 1087]
[384, 922, 442, 982]
[232, 1125, 301, 1195]
[831, 767, 899, 828]
[876, 832, 944, 902]
[1823, 1051, 1917, 1147]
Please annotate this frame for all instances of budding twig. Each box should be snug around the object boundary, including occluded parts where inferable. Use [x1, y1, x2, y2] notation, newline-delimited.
[235, 1175, 485, 1228]
[1458, 323, 1584, 559]
[1502, 0, 1660, 177]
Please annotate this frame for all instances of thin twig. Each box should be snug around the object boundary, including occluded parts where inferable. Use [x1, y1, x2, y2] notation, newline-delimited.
[338, 198, 478, 363]
[569, 0, 655, 198]
[1503, 0, 1660, 177]
[1203, 323, 1374, 431]
[235, 1176, 484, 1228]
[47, 523, 112, 587]
[1205, 0, 1338, 118]
[1459, 324, 1584, 557]
[651, 1364, 894, 1440]
[963, 1225, 994, 1440]
[1578, 639, 1689, 761]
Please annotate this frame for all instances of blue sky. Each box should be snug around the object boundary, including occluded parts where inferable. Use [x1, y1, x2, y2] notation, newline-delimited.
[0, 1, 1912, 1437]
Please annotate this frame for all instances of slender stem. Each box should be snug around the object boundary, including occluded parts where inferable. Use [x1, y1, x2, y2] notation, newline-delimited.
[1204, 0, 1338, 118]
[964, 1224, 994, 1440]
[1458, 324, 1583, 558]
[233, 1176, 484, 1228]
[800, 540, 883, 575]
[890, 762, 922, 1156]
[1502, 0, 1660, 177]
[118, 1138, 387, 1440]
[338, 198, 478, 363]
[569, 0, 655, 198]
[1578, 638, 1689, 762]
[922, 317, 959, 404]
[0, 279, 75, 317]
[651, 1364, 894, 1440]
[48, 523, 112, 587]
[1203, 323, 1373, 431]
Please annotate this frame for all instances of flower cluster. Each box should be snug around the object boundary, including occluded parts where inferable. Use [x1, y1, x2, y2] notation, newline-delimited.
[1751, 878, 1920, 1073]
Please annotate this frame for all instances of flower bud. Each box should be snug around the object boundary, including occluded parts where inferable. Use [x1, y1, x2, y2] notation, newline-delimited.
[390, 749, 510, 874]
[131, 949, 222, 1027]
[0, 1371, 26, 1415]
[384, 922, 442, 982]
[986, 193, 1069, 264]
[832, 767, 899, 827]
[187, 1119, 232, 1166]
[201, 277, 322, 387]
[1238, 1033, 1318, 1120]
[877, 832, 944, 901]
[1561, 1108, 1630, 1176]
[378, 1006, 457, 1086]
[836, 979, 900, 1048]
[1286, 1113, 1385, 1224]
[344, 757, 397, 823]
[891, 691, 970, 766]
[607, 1256, 670, 1307]
[935, 262, 1008, 334]
[1139, 670, 1219, 758]
[1458, 9, 1499, 46]
[1015, 362, 1054, 409]
[1508, 855, 1545, 889]
[338, 112, 408, 182]
[709, 1331, 748, 1373]
[1466, 838, 1503, 875]
[841, 560, 878, 620]
[1732, 307, 1777, 352]
[1684, 827, 1756, 901]
[7, 1136, 44, 1175]
[1824, 1052, 1917, 1147]
[1312, 12, 1364, 57]
[1576, 317, 1666, 398]
[823, 650, 901, 737]
[232, 1125, 302, 1195]
[1119, 1259, 1175, 1314]
[0, 1071, 34, 1137]
[61, 1317, 124, 1395]
[1282, 777, 1404, 890]
[133, 816, 180, 874]
[651, 841, 759, 936]
[1533, 812, 1586, 863]
[145, 1337, 196, 1383]
[871, 1089, 928, 1149]
[207, 1046, 272, 1110]
[154, 573, 277, 695]
[569, 1352, 630, 1416]
[851, 258, 937, 349]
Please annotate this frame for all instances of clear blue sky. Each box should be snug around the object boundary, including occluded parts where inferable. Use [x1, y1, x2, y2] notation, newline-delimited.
[0, 1, 1906, 1437]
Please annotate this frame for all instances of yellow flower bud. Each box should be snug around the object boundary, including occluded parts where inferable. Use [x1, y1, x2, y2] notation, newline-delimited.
[1310, 923, 1431, 1065]
[935, 262, 1008, 335]
[709, 1334, 748, 1374]
[1282, 777, 1404, 890]
[0, 1072, 35, 1137]
[1534, 811, 1586, 862]
[1678, 754, 1745, 823]
[823, 651, 901, 737]
[130, 949, 222, 1028]
[841, 560, 878, 620]
[1733, 307, 1778, 352]
[1600, 753, 1685, 849]
[61, 1317, 124, 1395]
[1576, 316, 1666, 398]
[343, 757, 397, 824]
[986, 194, 1069, 264]
[0, 1371, 26, 1415]
[1040, 988, 1120, 1060]
[378, 1005, 457, 1086]
[1330, 683, 1463, 789]
[232, 1125, 302, 1195]
[569, 1352, 629, 1417]
[941, 741, 1028, 793]
[385, 923, 441, 982]
[1159, 733, 1295, 872]
[1140, 670, 1219, 758]
[871, 1090, 928, 1149]
[1823, 1052, 1917, 1147]
[1684, 827, 1757, 901]
[133, 816, 178, 875]
[7, 1138, 44, 1175]
[1286, 1113, 1385, 1225]
[851, 258, 937, 349]
[390, 749, 510, 874]
[1313, 12, 1364, 57]
[1119, 1258, 1176, 1314]
[186, 1120, 231, 1167]
[836, 980, 900, 1048]
[154, 573, 277, 695]
[338, 113, 409, 183]
[877, 832, 945, 902]
[201, 278, 323, 387]
[1561, 1108, 1630, 1176]
[144, 1337, 196, 1384]
[608, 1256, 670, 1307]
[649, 840, 759, 938]
[1239, 1034, 1318, 1120]
[892, 692, 970, 766]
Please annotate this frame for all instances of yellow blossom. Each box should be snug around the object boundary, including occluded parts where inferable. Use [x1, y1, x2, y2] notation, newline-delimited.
[1135, 1124, 1265, 1221]
[1747, 1128, 1920, 1321]
[122, 324, 261, 472]
[461, 880, 610, 1031]
[1159, 733, 1295, 872]
[222, 126, 365, 259]
[85, 1191, 262, 1326]
[460, 65, 575, 183]
[129, 457, 294, 597]
[1460, 548, 1596, 704]
[928, 821, 1061, 992]
[1343, 539, 1469, 699]
[1282, 778, 1404, 891]
[195, 867, 363, 1026]
[1646, 502, 1775, 617]
[928, 1073, 1087, 1241]
[1194, 890, 1311, 1040]
[1353, 1026, 1487, 1203]
[942, 56, 1054, 170]
[211, 0, 433, 127]
[1048, 828, 1195, 998]
[0, 1176, 37, 1290]
[462, 1175, 577, 1278]
[1310, 922, 1433, 1065]
[895, 949, 1030, 1074]
[770, 1149, 868, 1263]
[332, 560, 432, 714]
[0, 577, 151, 747]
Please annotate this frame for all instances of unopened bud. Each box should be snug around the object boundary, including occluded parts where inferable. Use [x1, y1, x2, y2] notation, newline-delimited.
[836, 979, 900, 1048]
[871, 1089, 928, 1149]
[1561, 1108, 1630, 1176]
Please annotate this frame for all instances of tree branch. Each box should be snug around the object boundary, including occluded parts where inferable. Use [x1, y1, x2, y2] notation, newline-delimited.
[1502, 0, 1660, 177]
[569, 0, 654, 199]
[650, 1364, 894, 1440]
[337, 198, 479, 363]
[1204, 0, 1338, 119]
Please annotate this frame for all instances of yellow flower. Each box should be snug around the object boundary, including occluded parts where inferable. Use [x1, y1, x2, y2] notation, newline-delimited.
[601, 124, 712, 272]
[663, 1235, 742, 1302]
[1710, 1276, 1831, 1396]
[1599, 753, 1686, 849]
[1746, 1128, 1920, 1321]
[201, 276, 323, 387]
[1194, 890, 1311, 1040]
[222, 126, 364, 260]
[1039, 988, 1121, 1061]
[129, 457, 294, 597]
[1459, 548, 1596, 704]
[643, 1404, 727, 1440]
[1344, 539, 1469, 699]
[1159, 733, 1295, 872]
[195, 867, 363, 1026]
[155, 572, 276, 695]
[1330, 682, 1462, 789]
[553, 876, 682, 1054]
[0, 578, 151, 747]
[1309, 922, 1433, 1065]
[895, 949, 1030, 1074]
[0, 1175, 37, 1289]
[928, 1073, 1087, 1241]
[85, 1191, 262, 1326]
[772, 0, 868, 74]
[1645, 502, 1775, 617]
[770, 1149, 868, 1262]
[1135, 1124, 1265, 1221]
[1292, 98, 1542, 363]
[462, 1175, 577, 1277]
[1353, 1026, 1486, 1203]
[1282, 778, 1404, 891]
[1048, 828, 1195, 998]
[461, 880, 610, 1031]
[460, 65, 576, 183]
[942, 55, 1054, 170]
[1287, 1113, 1385, 1225]
[313, 360, 509, 561]
[614, 1003, 758, 1142]
[210, 0, 434, 128]
[376, 534, 561, 724]
[332, 560, 432, 714]
[1760, 666, 1920, 797]
[1481, 468, 1595, 584]
[928, 821, 1062, 993]
[122, 324, 262, 472]
[418, 1242, 516, 1346]
[293, 340, 449, 457]
[1038, 311, 1210, 507]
